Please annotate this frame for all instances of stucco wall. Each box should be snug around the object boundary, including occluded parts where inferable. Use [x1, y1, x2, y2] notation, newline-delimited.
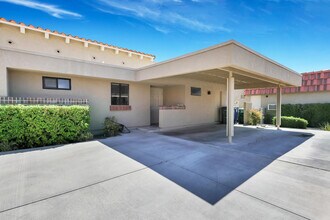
[231, 44, 301, 86]
[260, 92, 330, 107]
[239, 91, 330, 110]
[250, 96, 262, 109]
[0, 48, 136, 86]
[8, 70, 150, 132]
[163, 85, 185, 106]
[159, 109, 187, 128]
[0, 25, 153, 68]
[136, 44, 232, 81]
[234, 89, 245, 108]
[0, 65, 6, 96]
[154, 77, 225, 128]
[8, 70, 225, 130]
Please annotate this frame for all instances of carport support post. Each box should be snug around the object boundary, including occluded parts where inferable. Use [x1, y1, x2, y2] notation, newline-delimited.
[276, 85, 282, 130]
[226, 71, 234, 143]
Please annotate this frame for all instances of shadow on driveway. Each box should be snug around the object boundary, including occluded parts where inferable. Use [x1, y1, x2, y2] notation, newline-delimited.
[100, 125, 313, 205]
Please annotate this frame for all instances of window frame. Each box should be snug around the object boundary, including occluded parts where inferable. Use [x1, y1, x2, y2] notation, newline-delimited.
[268, 104, 276, 111]
[42, 76, 71, 90]
[191, 87, 202, 96]
[111, 83, 129, 105]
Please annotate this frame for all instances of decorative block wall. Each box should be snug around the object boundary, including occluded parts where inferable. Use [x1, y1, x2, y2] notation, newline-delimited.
[109, 105, 132, 111]
[0, 97, 88, 105]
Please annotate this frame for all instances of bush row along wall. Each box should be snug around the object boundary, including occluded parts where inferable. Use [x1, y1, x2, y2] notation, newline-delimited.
[273, 116, 308, 129]
[264, 103, 330, 127]
[0, 105, 90, 151]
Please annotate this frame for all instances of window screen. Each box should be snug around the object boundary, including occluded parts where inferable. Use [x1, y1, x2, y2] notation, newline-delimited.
[268, 104, 276, 110]
[58, 79, 70, 89]
[43, 77, 71, 90]
[111, 83, 129, 105]
[191, 87, 201, 96]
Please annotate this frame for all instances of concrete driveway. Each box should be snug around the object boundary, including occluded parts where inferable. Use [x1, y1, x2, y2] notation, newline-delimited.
[0, 125, 329, 219]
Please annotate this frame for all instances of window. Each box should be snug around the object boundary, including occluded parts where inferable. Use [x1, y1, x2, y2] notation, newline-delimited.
[268, 104, 276, 110]
[111, 83, 129, 105]
[191, 87, 201, 96]
[43, 77, 71, 90]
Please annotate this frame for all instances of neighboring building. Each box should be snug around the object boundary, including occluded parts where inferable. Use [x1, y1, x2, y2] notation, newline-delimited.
[242, 70, 330, 110]
[0, 18, 301, 141]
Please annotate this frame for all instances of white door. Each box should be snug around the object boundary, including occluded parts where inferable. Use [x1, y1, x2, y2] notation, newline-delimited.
[150, 87, 163, 124]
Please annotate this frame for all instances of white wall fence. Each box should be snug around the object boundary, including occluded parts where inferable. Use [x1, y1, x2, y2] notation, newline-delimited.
[0, 97, 88, 105]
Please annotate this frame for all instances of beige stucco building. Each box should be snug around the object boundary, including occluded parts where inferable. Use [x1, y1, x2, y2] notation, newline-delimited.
[0, 18, 302, 142]
[237, 70, 330, 111]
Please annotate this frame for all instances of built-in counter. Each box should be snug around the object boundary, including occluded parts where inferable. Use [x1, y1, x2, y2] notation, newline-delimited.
[159, 106, 187, 128]
[159, 105, 186, 110]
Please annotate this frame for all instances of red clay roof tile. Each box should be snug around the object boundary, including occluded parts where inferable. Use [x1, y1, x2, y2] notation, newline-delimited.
[245, 70, 330, 95]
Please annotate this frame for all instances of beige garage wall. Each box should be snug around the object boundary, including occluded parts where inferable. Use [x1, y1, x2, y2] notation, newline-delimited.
[163, 85, 185, 106]
[152, 77, 226, 128]
[8, 70, 150, 132]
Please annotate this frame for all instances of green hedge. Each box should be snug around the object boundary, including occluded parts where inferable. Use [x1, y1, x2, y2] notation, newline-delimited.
[273, 116, 308, 129]
[264, 109, 276, 124]
[264, 103, 330, 127]
[0, 105, 91, 151]
[281, 103, 330, 127]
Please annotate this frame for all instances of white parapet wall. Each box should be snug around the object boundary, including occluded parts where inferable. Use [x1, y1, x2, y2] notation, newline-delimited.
[159, 109, 187, 129]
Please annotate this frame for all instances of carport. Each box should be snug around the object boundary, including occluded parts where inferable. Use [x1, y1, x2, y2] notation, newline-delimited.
[136, 40, 301, 143]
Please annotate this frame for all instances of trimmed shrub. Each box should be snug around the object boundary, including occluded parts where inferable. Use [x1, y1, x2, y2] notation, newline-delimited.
[281, 103, 330, 127]
[320, 122, 330, 131]
[247, 109, 262, 125]
[272, 116, 308, 129]
[0, 105, 91, 151]
[264, 109, 276, 124]
[104, 116, 121, 137]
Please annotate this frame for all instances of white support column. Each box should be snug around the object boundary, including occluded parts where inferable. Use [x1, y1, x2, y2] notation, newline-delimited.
[0, 66, 8, 96]
[226, 71, 235, 143]
[276, 85, 282, 130]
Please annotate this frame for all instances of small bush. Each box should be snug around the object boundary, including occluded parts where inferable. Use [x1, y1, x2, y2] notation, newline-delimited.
[0, 105, 91, 152]
[0, 141, 18, 152]
[104, 116, 121, 137]
[320, 122, 330, 131]
[263, 109, 276, 124]
[247, 109, 262, 125]
[273, 116, 308, 129]
[77, 132, 94, 142]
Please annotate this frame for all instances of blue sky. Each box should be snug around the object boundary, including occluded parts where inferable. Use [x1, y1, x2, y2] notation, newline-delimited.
[0, 0, 329, 73]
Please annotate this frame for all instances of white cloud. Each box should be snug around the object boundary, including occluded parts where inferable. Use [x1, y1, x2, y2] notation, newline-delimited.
[93, 0, 230, 33]
[153, 25, 171, 33]
[0, 0, 82, 18]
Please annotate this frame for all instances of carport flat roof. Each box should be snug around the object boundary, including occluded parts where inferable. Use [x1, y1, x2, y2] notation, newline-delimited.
[136, 40, 301, 89]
